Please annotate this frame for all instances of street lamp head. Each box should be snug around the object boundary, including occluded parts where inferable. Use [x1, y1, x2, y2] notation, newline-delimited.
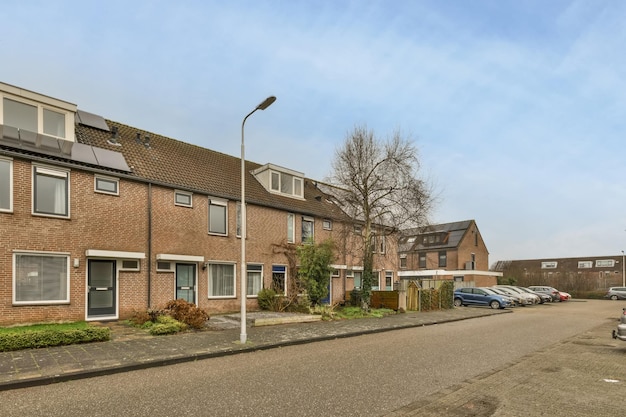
[256, 96, 276, 111]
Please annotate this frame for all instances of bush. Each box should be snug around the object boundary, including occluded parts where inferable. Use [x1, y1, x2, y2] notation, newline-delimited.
[147, 315, 187, 335]
[348, 289, 363, 307]
[0, 327, 110, 352]
[163, 299, 209, 329]
[258, 288, 280, 311]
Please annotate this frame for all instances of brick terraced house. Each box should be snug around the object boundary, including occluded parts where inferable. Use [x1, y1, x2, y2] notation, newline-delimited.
[0, 82, 397, 325]
[397, 220, 501, 287]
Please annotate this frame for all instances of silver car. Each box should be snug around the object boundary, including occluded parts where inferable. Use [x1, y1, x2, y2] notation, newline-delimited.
[612, 308, 626, 341]
[605, 287, 626, 301]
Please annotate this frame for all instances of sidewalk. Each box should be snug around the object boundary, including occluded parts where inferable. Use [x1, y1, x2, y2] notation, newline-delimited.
[0, 307, 508, 391]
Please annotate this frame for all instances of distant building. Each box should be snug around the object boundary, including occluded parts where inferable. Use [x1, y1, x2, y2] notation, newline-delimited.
[398, 220, 501, 287]
[491, 255, 625, 292]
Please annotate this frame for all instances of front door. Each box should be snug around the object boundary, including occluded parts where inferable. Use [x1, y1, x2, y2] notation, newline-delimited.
[176, 263, 196, 304]
[88, 260, 116, 317]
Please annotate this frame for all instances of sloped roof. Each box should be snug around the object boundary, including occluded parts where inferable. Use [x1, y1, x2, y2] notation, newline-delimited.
[398, 220, 475, 252]
[76, 120, 349, 220]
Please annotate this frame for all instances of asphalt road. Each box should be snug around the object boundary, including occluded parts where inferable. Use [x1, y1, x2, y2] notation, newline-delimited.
[0, 300, 623, 417]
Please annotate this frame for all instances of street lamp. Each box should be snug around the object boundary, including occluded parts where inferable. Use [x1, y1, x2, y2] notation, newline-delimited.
[240, 96, 276, 344]
[622, 251, 626, 287]
[622, 251, 625, 287]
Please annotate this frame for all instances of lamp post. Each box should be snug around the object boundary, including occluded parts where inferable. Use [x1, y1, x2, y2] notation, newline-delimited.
[622, 251, 626, 287]
[622, 251, 625, 287]
[240, 96, 276, 344]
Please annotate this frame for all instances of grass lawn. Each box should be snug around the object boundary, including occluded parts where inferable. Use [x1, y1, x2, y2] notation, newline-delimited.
[0, 321, 91, 334]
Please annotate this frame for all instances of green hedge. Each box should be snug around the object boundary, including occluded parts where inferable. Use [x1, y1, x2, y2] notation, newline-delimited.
[0, 327, 110, 352]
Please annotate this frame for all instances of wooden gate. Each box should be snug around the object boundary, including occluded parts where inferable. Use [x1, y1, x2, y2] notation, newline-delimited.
[407, 281, 420, 311]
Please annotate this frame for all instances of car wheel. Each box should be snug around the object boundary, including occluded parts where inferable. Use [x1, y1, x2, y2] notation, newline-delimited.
[490, 300, 501, 309]
[454, 298, 463, 307]
[611, 295, 618, 301]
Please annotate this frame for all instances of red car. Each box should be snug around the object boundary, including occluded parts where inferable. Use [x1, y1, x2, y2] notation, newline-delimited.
[558, 291, 571, 301]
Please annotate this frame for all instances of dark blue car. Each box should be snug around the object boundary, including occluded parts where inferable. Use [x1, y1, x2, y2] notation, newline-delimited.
[454, 287, 511, 309]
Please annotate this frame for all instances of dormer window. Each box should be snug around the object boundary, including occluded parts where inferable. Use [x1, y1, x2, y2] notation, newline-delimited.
[252, 163, 304, 199]
[1, 83, 76, 142]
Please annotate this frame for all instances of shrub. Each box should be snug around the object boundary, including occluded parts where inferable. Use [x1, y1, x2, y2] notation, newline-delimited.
[0, 327, 110, 352]
[148, 315, 187, 335]
[162, 299, 210, 329]
[348, 289, 362, 307]
[258, 288, 284, 311]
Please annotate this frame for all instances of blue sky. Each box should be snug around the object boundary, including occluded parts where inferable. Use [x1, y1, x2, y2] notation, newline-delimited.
[3, 0, 626, 265]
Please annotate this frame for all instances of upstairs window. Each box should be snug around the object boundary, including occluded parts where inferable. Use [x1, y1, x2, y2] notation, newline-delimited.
[252, 164, 304, 199]
[0, 157, 12, 212]
[438, 251, 447, 267]
[95, 175, 119, 196]
[209, 199, 227, 235]
[33, 165, 69, 218]
[302, 216, 314, 242]
[322, 219, 332, 230]
[175, 190, 192, 207]
[1, 95, 73, 140]
[270, 170, 304, 198]
[400, 255, 407, 269]
[287, 213, 295, 243]
[419, 253, 426, 268]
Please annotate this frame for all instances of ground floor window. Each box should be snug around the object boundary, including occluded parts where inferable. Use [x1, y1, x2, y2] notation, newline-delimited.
[385, 271, 393, 290]
[14, 252, 69, 303]
[208, 263, 235, 297]
[272, 265, 287, 294]
[247, 264, 263, 296]
[352, 271, 363, 289]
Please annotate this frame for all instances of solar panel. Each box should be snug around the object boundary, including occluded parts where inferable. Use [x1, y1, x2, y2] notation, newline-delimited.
[1, 123, 130, 173]
[91, 146, 130, 172]
[76, 110, 110, 131]
[70, 142, 99, 165]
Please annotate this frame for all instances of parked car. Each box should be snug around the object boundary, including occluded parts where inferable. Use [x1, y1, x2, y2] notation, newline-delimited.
[528, 286, 560, 302]
[605, 287, 626, 301]
[494, 286, 538, 306]
[516, 286, 552, 304]
[612, 308, 626, 341]
[454, 287, 512, 309]
[490, 287, 522, 306]
[558, 291, 571, 301]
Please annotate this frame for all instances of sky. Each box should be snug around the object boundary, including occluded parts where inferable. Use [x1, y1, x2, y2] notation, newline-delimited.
[2, 0, 626, 266]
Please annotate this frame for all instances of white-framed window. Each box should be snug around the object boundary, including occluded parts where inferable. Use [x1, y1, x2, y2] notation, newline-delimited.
[596, 259, 615, 268]
[269, 170, 304, 198]
[95, 175, 119, 196]
[209, 199, 227, 235]
[353, 271, 363, 289]
[541, 261, 558, 269]
[331, 269, 340, 278]
[385, 271, 393, 290]
[578, 261, 593, 269]
[0, 156, 13, 212]
[354, 224, 362, 234]
[346, 270, 354, 278]
[322, 219, 332, 230]
[400, 255, 407, 269]
[287, 213, 295, 243]
[379, 235, 386, 254]
[208, 263, 235, 298]
[120, 260, 140, 271]
[174, 190, 192, 207]
[157, 261, 173, 272]
[302, 216, 314, 242]
[247, 264, 263, 297]
[13, 252, 70, 304]
[1, 95, 73, 140]
[33, 165, 69, 218]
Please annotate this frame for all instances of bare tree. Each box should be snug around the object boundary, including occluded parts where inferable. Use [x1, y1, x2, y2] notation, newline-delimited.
[326, 125, 434, 309]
